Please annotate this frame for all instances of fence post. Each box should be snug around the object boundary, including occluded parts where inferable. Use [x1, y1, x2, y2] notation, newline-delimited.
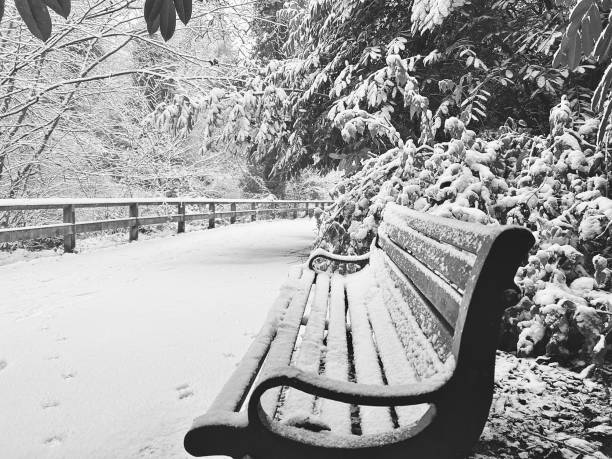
[230, 202, 236, 224]
[293, 202, 298, 219]
[251, 202, 256, 222]
[63, 205, 75, 253]
[305, 202, 310, 218]
[208, 203, 216, 229]
[129, 203, 139, 241]
[177, 203, 185, 233]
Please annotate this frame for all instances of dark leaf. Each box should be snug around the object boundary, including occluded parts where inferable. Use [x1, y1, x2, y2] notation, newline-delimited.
[581, 14, 594, 56]
[43, 0, 70, 18]
[552, 33, 570, 67]
[588, 3, 602, 39]
[15, 0, 52, 41]
[566, 25, 580, 69]
[144, 0, 163, 24]
[596, 96, 612, 144]
[0, 0, 4, 23]
[592, 62, 612, 111]
[147, 15, 160, 34]
[597, 31, 612, 63]
[173, 0, 191, 25]
[568, 0, 593, 22]
[594, 23, 612, 60]
[159, 0, 176, 41]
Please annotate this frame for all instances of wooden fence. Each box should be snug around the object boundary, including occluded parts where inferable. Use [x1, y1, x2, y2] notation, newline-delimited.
[0, 198, 332, 252]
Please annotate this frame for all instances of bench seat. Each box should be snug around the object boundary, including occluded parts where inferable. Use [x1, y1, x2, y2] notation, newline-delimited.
[184, 203, 534, 458]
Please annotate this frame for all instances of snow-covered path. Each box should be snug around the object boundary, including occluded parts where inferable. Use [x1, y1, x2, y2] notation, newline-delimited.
[0, 219, 317, 459]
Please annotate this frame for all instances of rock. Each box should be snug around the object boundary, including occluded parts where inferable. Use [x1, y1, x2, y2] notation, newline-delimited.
[587, 424, 612, 438]
[525, 376, 546, 394]
[493, 395, 508, 414]
[542, 409, 560, 419]
[560, 448, 580, 459]
[583, 379, 598, 392]
[578, 364, 596, 380]
[564, 437, 598, 454]
[590, 415, 611, 424]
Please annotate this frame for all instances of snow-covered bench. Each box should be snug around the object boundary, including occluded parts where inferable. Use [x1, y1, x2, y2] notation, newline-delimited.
[184, 202, 534, 458]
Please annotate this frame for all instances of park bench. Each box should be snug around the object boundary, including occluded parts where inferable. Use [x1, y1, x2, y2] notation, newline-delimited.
[184, 202, 534, 459]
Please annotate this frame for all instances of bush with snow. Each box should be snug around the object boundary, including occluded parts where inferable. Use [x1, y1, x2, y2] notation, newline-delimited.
[317, 99, 612, 364]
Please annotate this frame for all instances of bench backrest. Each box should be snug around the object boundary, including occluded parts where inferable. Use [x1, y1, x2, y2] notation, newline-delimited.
[378, 203, 534, 370]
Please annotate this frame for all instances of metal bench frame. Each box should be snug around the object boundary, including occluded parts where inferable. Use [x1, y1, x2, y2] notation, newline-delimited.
[184, 203, 534, 458]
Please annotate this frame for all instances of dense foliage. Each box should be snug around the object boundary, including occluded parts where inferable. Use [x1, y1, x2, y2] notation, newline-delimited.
[315, 100, 611, 363]
[181, 1, 606, 182]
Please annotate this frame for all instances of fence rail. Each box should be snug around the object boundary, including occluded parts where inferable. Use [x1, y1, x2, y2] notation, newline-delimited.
[0, 198, 332, 252]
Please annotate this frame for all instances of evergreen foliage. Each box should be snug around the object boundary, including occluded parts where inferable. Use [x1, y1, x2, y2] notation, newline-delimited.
[315, 101, 611, 362]
[180, 1, 605, 182]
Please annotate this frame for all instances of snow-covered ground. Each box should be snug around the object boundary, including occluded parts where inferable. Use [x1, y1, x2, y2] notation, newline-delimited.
[0, 219, 317, 459]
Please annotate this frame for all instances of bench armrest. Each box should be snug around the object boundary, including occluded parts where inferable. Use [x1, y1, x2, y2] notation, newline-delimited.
[247, 366, 452, 424]
[307, 248, 370, 272]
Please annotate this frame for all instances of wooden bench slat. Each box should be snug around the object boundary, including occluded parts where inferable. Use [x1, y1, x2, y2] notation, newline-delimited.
[278, 273, 330, 422]
[319, 275, 352, 435]
[365, 272, 431, 427]
[345, 270, 394, 434]
[383, 202, 494, 254]
[258, 269, 315, 419]
[378, 230, 462, 328]
[381, 219, 477, 290]
[371, 250, 454, 371]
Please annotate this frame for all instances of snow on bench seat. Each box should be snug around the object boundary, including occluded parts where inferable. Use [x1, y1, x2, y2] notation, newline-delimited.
[264, 256, 455, 436]
[318, 274, 351, 434]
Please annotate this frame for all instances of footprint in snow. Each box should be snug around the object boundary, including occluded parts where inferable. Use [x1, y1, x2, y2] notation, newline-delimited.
[56, 336, 67, 342]
[222, 352, 235, 358]
[47, 355, 60, 361]
[41, 400, 60, 409]
[176, 384, 194, 400]
[138, 445, 157, 456]
[43, 436, 63, 447]
[0, 360, 6, 371]
[62, 372, 76, 380]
